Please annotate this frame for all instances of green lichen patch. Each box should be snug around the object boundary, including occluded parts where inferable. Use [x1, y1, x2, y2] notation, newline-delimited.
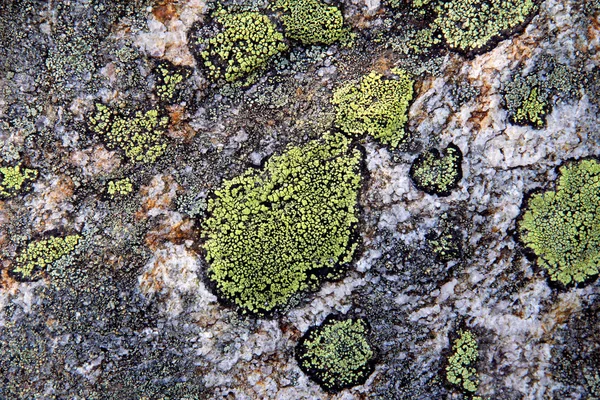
[503, 60, 580, 129]
[426, 227, 461, 262]
[272, 0, 345, 45]
[12, 235, 81, 280]
[107, 178, 133, 197]
[296, 316, 375, 392]
[202, 133, 362, 315]
[409, 143, 463, 196]
[89, 103, 169, 163]
[154, 60, 192, 104]
[332, 70, 414, 148]
[518, 159, 600, 286]
[191, 9, 288, 83]
[0, 163, 38, 199]
[446, 329, 479, 393]
[434, 0, 538, 54]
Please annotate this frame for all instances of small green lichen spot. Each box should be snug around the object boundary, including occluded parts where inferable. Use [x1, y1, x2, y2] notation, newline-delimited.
[89, 104, 169, 163]
[409, 143, 463, 196]
[155, 61, 191, 103]
[107, 178, 133, 197]
[273, 0, 345, 45]
[202, 133, 361, 314]
[446, 329, 479, 393]
[0, 164, 38, 199]
[332, 70, 414, 148]
[513, 86, 547, 128]
[13, 235, 80, 279]
[518, 159, 600, 285]
[435, 0, 537, 53]
[296, 317, 375, 392]
[197, 10, 288, 83]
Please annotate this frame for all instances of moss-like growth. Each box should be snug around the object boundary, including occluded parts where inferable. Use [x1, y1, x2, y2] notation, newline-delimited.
[296, 316, 375, 392]
[193, 9, 288, 83]
[89, 103, 169, 163]
[0, 163, 38, 199]
[446, 329, 479, 393]
[107, 178, 133, 197]
[154, 60, 192, 104]
[409, 143, 462, 196]
[332, 70, 414, 148]
[202, 133, 361, 314]
[12, 235, 80, 280]
[434, 0, 537, 53]
[273, 0, 345, 45]
[518, 159, 600, 286]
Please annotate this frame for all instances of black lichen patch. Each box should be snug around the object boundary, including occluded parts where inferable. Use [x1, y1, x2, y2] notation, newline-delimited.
[409, 143, 463, 196]
[296, 315, 376, 392]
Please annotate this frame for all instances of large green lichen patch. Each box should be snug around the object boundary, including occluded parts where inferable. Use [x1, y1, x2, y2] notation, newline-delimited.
[434, 0, 538, 53]
[296, 316, 375, 392]
[409, 143, 463, 196]
[0, 163, 38, 199]
[518, 159, 600, 286]
[192, 9, 288, 83]
[332, 70, 414, 148]
[202, 134, 362, 314]
[446, 329, 479, 393]
[89, 104, 169, 163]
[12, 235, 80, 280]
[273, 0, 345, 45]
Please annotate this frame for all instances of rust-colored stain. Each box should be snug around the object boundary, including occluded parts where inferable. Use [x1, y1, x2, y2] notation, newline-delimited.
[467, 109, 491, 131]
[0, 267, 19, 294]
[153, 0, 179, 23]
[373, 54, 394, 74]
[144, 218, 196, 250]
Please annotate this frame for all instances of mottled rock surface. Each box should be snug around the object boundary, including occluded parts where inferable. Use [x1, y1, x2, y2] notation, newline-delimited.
[1, 0, 599, 399]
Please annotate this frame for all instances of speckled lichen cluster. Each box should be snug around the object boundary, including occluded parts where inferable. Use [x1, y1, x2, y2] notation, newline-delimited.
[107, 178, 133, 197]
[332, 70, 414, 148]
[518, 159, 600, 285]
[195, 10, 288, 83]
[273, 0, 345, 45]
[0, 163, 38, 199]
[89, 103, 169, 163]
[12, 235, 80, 279]
[446, 329, 479, 393]
[409, 143, 462, 196]
[434, 0, 537, 53]
[503, 60, 579, 128]
[427, 228, 461, 262]
[202, 133, 361, 314]
[154, 61, 191, 104]
[296, 317, 375, 392]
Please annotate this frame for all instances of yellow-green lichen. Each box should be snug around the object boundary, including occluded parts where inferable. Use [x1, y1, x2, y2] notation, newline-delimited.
[0, 164, 38, 199]
[332, 70, 414, 148]
[89, 104, 169, 163]
[296, 317, 375, 392]
[273, 0, 345, 45]
[155, 61, 191, 103]
[196, 10, 288, 83]
[513, 87, 546, 128]
[518, 159, 600, 285]
[409, 143, 463, 196]
[202, 133, 361, 314]
[12, 235, 80, 279]
[107, 178, 133, 197]
[435, 0, 537, 53]
[446, 329, 479, 393]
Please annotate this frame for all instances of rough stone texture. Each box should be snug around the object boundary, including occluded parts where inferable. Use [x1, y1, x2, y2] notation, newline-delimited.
[0, 0, 599, 399]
